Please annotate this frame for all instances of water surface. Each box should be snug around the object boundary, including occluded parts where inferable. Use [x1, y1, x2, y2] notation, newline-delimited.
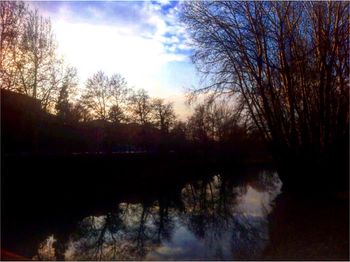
[2, 160, 348, 260]
[32, 171, 282, 260]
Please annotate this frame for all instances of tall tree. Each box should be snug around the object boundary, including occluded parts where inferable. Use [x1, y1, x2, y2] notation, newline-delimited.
[0, 1, 26, 91]
[19, 8, 57, 100]
[108, 73, 129, 123]
[81, 71, 128, 121]
[55, 67, 78, 122]
[151, 98, 176, 134]
[187, 104, 209, 143]
[0, 1, 68, 112]
[81, 71, 110, 120]
[128, 89, 152, 125]
[181, 1, 349, 161]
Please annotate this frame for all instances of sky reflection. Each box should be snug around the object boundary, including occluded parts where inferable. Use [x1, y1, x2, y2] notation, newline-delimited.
[34, 171, 282, 260]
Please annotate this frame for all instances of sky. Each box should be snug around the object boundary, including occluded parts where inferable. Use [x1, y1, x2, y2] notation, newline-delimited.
[29, 0, 200, 119]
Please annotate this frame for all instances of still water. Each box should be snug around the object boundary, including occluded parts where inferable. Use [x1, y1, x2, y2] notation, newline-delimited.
[3, 166, 349, 261]
[33, 172, 283, 260]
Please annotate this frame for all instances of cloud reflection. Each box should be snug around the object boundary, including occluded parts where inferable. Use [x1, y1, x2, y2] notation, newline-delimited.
[34, 171, 282, 260]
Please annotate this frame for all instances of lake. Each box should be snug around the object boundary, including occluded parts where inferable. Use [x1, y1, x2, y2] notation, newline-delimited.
[1, 154, 349, 260]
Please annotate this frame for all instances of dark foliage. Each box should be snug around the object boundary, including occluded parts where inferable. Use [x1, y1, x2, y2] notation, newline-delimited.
[1, 89, 267, 161]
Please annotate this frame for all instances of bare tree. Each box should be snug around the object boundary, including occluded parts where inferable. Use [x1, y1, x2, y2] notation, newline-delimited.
[0, 2, 69, 112]
[181, 1, 349, 161]
[187, 100, 238, 143]
[19, 8, 57, 100]
[151, 98, 176, 134]
[0, 1, 26, 91]
[128, 89, 152, 125]
[109, 73, 128, 105]
[187, 104, 209, 143]
[81, 71, 129, 121]
[81, 71, 110, 120]
[108, 73, 129, 123]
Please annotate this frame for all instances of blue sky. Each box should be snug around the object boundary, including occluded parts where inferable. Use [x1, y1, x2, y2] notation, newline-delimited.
[30, 1, 200, 119]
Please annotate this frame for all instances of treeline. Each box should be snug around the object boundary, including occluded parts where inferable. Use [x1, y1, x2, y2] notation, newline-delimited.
[2, 88, 267, 159]
[0, 2, 266, 158]
[181, 1, 349, 182]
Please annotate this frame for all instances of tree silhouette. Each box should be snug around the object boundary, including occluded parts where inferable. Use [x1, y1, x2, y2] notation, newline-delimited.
[0, 1, 26, 91]
[151, 98, 176, 134]
[81, 71, 129, 121]
[108, 104, 126, 124]
[0, 2, 74, 112]
[181, 1, 349, 169]
[55, 67, 78, 123]
[128, 89, 152, 125]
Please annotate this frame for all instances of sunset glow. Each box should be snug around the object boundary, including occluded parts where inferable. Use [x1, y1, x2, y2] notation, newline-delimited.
[30, 1, 199, 119]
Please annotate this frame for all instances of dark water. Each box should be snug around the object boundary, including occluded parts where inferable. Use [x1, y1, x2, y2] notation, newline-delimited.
[2, 156, 349, 260]
[33, 172, 282, 260]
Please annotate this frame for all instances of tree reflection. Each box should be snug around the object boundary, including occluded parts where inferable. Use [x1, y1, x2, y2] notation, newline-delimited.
[179, 172, 282, 260]
[180, 176, 236, 240]
[33, 171, 282, 260]
[63, 201, 176, 260]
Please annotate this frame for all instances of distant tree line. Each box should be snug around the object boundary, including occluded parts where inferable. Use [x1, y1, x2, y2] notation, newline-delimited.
[1, 1, 265, 157]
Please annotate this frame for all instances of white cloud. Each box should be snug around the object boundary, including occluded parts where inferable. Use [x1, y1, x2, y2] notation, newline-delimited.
[34, 1, 198, 118]
[54, 20, 187, 86]
[157, 0, 171, 6]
